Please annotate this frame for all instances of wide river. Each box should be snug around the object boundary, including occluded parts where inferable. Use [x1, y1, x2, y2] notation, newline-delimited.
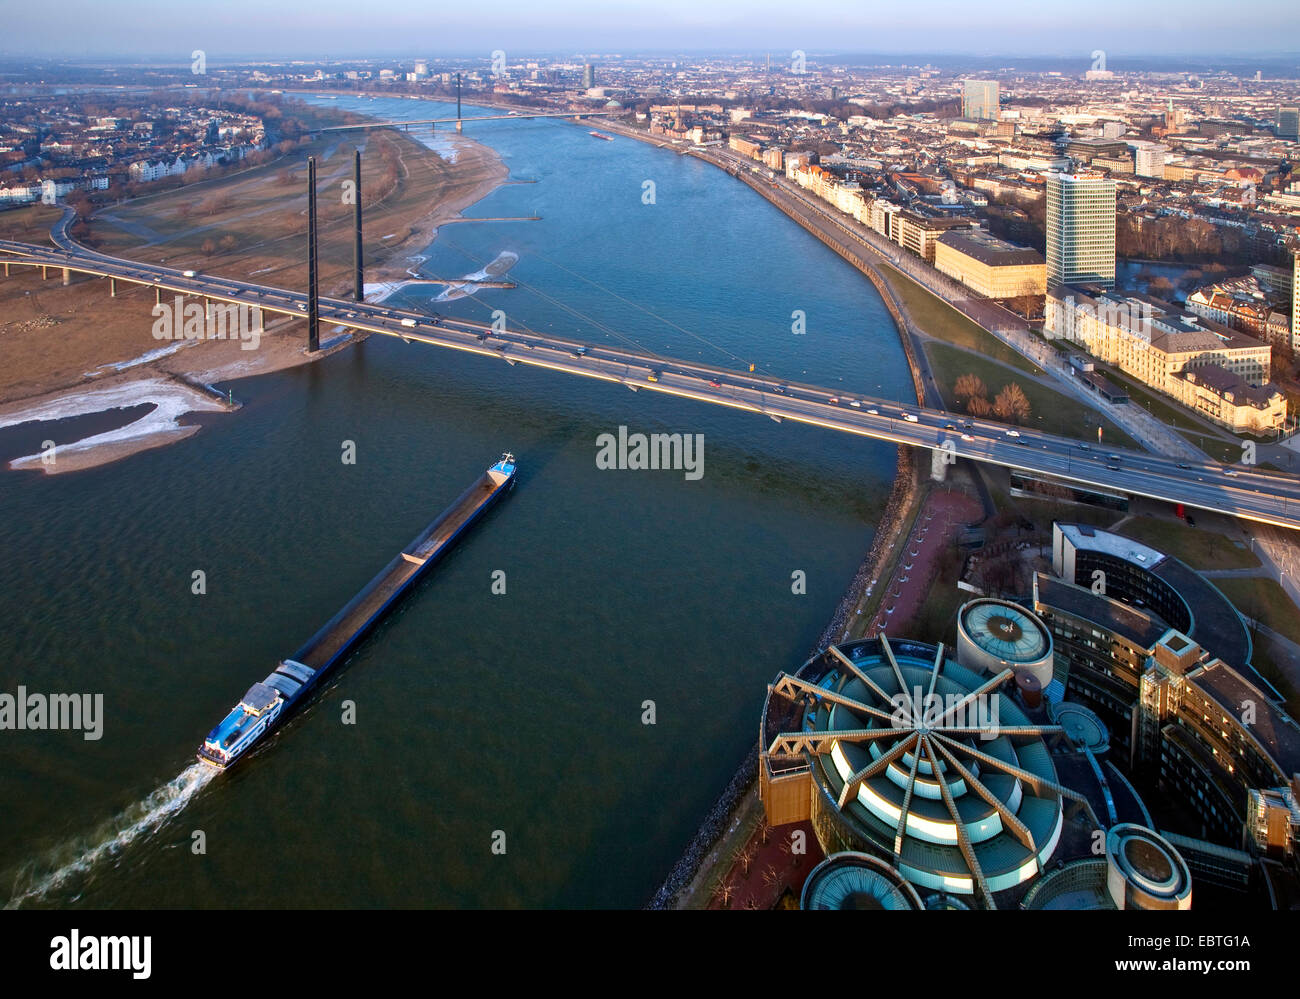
[0, 97, 911, 908]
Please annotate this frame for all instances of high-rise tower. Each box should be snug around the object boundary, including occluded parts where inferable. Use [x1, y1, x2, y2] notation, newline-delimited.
[1046, 172, 1116, 289]
[962, 79, 999, 120]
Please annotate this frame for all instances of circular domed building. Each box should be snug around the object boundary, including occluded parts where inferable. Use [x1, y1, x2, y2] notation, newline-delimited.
[1106, 824, 1192, 909]
[957, 598, 1054, 690]
[760, 635, 1098, 908]
[800, 852, 923, 910]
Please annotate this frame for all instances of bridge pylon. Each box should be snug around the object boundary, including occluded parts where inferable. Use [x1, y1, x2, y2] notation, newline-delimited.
[306, 156, 320, 353]
[353, 149, 363, 302]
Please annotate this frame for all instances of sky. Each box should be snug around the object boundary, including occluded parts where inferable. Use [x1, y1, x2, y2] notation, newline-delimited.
[2, 0, 1298, 61]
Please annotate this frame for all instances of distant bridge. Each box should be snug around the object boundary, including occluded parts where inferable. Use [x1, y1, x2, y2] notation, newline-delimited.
[316, 111, 616, 133]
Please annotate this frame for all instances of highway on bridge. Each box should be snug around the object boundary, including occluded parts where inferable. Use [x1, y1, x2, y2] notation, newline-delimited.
[3, 235, 1299, 532]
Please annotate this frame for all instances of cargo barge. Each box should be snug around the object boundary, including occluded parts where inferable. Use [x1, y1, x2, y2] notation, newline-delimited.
[198, 452, 517, 770]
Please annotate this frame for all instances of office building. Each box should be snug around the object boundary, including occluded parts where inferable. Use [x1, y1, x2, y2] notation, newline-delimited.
[1045, 172, 1116, 288]
[934, 229, 1046, 298]
[1278, 106, 1299, 140]
[962, 79, 999, 121]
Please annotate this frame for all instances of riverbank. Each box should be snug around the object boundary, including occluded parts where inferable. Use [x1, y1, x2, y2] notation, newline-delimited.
[607, 116, 938, 908]
[0, 121, 509, 476]
[645, 447, 927, 909]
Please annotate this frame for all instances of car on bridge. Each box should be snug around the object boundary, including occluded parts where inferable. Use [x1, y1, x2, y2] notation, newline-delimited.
[708, 379, 722, 389]
[647, 371, 660, 383]
[1005, 429, 1021, 437]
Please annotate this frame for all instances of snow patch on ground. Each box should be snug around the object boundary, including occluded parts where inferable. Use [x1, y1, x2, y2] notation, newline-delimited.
[2, 378, 225, 471]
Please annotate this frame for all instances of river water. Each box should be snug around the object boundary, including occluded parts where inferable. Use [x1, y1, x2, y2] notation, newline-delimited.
[0, 97, 912, 908]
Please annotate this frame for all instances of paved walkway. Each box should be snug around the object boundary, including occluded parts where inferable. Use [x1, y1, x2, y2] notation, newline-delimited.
[863, 488, 984, 636]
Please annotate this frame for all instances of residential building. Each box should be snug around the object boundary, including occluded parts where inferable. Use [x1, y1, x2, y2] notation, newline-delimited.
[1046, 286, 1283, 433]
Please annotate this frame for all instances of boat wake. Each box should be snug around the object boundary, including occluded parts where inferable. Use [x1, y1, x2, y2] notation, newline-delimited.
[4, 763, 215, 908]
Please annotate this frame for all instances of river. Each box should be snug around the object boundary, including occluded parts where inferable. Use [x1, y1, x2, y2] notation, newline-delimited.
[0, 96, 912, 908]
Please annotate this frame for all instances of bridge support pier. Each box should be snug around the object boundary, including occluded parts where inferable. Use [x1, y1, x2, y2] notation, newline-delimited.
[155, 286, 162, 306]
[109, 277, 116, 297]
[62, 267, 71, 286]
[353, 149, 363, 302]
[4, 261, 9, 277]
[41, 265, 48, 280]
[306, 157, 320, 353]
[930, 449, 950, 482]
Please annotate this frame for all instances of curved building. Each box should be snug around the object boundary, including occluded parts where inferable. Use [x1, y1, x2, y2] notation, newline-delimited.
[1105, 824, 1193, 909]
[760, 635, 1100, 907]
[801, 852, 923, 910]
[957, 598, 1055, 690]
[1035, 522, 1300, 845]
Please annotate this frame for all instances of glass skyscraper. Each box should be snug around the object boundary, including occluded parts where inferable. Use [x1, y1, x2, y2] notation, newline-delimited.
[1046, 172, 1117, 289]
[962, 79, 999, 120]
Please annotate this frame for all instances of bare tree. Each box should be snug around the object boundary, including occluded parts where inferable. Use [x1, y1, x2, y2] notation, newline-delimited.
[993, 383, 1032, 424]
[954, 373, 988, 405]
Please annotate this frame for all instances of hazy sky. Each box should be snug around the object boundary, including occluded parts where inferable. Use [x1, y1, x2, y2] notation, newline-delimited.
[4, 0, 1298, 60]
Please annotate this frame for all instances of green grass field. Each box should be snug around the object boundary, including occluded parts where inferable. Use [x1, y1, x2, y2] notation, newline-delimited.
[1118, 516, 1260, 570]
[876, 262, 1041, 376]
[925, 342, 1142, 450]
[1214, 577, 1300, 647]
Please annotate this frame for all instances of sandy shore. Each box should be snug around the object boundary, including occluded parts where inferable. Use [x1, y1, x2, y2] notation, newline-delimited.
[0, 130, 509, 477]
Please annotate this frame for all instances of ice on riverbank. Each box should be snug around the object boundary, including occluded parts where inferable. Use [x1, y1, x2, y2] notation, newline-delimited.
[2, 377, 226, 474]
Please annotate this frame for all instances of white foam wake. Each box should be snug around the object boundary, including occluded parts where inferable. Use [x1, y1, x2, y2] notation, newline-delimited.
[5, 763, 216, 908]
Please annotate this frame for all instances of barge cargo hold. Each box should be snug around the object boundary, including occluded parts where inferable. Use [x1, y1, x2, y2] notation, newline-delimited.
[198, 452, 517, 771]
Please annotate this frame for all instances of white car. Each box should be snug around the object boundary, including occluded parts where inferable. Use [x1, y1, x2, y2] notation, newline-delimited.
[961, 433, 974, 442]
[866, 408, 879, 416]
[902, 413, 919, 423]
[848, 400, 861, 408]
[1005, 429, 1021, 437]
[401, 318, 417, 328]
[182, 270, 197, 278]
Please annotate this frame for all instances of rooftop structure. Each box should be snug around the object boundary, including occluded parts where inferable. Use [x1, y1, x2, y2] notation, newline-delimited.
[759, 635, 1099, 908]
[800, 852, 924, 910]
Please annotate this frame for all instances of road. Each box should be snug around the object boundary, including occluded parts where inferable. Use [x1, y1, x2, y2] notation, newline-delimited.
[4, 233, 1300, 531]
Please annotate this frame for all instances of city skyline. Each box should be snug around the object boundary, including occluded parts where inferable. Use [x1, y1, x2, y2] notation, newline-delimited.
[2, 0, 1299, 60]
